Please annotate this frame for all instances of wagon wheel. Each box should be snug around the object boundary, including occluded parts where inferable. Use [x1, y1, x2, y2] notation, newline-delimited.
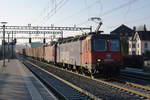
[77, 67, 83, 75]
[114, 67, 120, 77]
[92, 66, 98, 74]
[90, 68, 97, 76]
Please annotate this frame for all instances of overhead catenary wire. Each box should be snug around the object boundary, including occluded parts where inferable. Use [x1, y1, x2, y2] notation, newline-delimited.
[53, 0, 100, 25]
[74, 0, 103, 31]
[77, 0, 139, 27]
[38, 0, 65, 25]
[30, 0, 52, 25]
[105, 0, 150, 31]
[123, 0, 133, 24]
[84, 0, 90, 19]
[102, 0, 138, 16]
[123, 1, 150, 24]
[42, 0, 69, 25]
[41, 0, 62, 24]
[104, 14, 150, 32]
[47, 0, 69, 20]
[45, 0, 65, 19]
[98, 0, 103, 17]
[80, 0, 138, 24]
[127, 15, 150, 24]
[31, 0, 150, 34]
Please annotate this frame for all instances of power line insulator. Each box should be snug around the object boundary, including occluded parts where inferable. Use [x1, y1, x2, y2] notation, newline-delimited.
[14, 38, 17, 43]
[29, 38, 31, 43]
[43, 38, 46, 44]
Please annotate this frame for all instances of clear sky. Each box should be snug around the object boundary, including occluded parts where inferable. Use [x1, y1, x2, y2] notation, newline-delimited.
[0, 0, 150, 43]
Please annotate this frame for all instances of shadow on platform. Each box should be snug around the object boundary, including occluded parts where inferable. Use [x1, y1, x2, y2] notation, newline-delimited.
[0, 73, 31, 100]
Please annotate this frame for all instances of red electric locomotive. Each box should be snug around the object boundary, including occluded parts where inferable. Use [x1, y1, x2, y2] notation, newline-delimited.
[82, 32, 123, 77]
[56, 32, 123, 77]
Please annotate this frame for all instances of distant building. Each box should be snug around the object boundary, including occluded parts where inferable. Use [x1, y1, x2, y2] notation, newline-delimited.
[129, 30, 150, 55]
[110, 24, 134, 37]
[110, 24, 135, 56]
[30, 42, 44, 48]
[15, 42, 44, 50]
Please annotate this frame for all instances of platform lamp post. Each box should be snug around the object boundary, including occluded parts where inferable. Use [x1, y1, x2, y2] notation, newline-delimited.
[8, 32, 10, 62]
[11, 31, 13, 58]
[1, 22, 7, 67]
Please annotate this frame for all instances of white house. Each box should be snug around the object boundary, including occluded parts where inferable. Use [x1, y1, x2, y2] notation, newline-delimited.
[129, 31, 150, 55]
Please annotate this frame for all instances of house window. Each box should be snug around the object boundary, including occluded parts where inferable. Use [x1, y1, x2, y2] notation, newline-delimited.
[144, 43, 148, 48]
[129, 44, 131, 48]
[132, 43, 135, 48]
[137, 51, 140, 55]
[130, 51, 132, 55]
[132, 51, 136, 55]
[135, 34, 138, 39]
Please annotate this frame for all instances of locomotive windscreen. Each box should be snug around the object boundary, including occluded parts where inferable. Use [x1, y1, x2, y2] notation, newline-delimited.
[110, 40, 120, 51]
[93, 39, 106, 51]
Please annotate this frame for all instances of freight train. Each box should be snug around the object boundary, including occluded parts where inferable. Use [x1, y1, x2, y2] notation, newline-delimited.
[17, 32, 123, 77]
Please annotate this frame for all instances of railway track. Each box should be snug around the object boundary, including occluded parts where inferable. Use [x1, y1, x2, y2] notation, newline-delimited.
[18, 56, 100, 100]
[110, 71, 150, 98]
[109, 78, 150, 99]
[120, 71, 150, 82]
[112, 78, 150, 91]
[20, 56, 150, 100]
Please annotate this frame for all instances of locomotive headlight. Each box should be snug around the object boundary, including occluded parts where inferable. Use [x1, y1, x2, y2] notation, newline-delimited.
[97, 59, 101, 62]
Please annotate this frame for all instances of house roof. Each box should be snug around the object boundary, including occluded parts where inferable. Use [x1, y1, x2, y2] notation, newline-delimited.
[137, 31, 150, 41]
[110, 24, 134, 35]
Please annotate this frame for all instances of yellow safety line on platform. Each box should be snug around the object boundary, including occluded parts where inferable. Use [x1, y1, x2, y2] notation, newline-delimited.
[26, 60, 101, 100]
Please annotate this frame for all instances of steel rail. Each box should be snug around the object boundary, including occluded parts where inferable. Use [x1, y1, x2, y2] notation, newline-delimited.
[27, 57, 150, 99]
[26, 59, 101, 100]
[120, 72, 150, 81]
[112, 78, 150, 92]
[126, 82, 150, 91]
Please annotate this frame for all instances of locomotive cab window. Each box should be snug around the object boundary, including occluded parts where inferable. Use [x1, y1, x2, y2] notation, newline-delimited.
[110, 40, 120, 51]
[93, 39, 106, 51]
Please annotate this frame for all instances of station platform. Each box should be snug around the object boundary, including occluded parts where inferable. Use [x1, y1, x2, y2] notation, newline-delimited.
[0, 59, 57, 100]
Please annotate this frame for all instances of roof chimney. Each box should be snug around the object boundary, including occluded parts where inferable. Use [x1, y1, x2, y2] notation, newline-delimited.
[144, 24, 147, 32]
[133, 26, 136, 31]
